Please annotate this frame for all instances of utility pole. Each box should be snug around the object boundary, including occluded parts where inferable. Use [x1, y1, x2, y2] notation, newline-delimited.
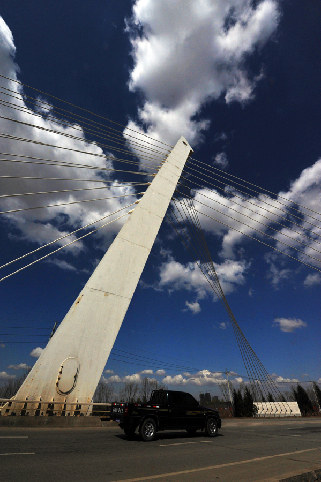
[2, 137, 192, 416]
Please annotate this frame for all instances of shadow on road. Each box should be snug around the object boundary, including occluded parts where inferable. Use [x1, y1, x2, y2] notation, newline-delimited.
[115, 430, 224, 442]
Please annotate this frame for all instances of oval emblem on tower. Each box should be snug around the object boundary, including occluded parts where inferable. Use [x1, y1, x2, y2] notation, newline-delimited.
[56, 357, 80, 396]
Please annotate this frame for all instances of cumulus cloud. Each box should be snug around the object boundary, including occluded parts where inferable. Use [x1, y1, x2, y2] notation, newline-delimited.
[163, 369, 227, 386]
[125, 0, 280, 164]
[271, 374, 299, 383]
[155, 369, 166, 376]
[219, 322, 227, 330]
[159, 255, 247, 299]
[124, 373, 141, 383]
[0, 17, 139, 272]
[0, 371, 16, 380]
[106, 375, 122, 383]
[303, 273, 321, 288]
[140, 369, 153, 375]
[7, 363, 30, 370]
[104, 369, 114, 374]
[184, 300, 201, 314]
[213, 152, 229, 170]
[273, 317, 307, 333]
[180, 153, 321, 282]
[30, 347, 44, 358]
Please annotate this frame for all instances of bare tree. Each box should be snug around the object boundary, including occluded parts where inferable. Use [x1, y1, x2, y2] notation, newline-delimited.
[139, 377, 166, 402]
[93, 380, 114, 403]
[0, 370, 30, 399]
[120, 381, 139, 403]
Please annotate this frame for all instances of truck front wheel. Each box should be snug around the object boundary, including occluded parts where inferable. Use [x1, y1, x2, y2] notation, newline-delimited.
[205, 417, 218, 437]
[139, 418, 157, 441]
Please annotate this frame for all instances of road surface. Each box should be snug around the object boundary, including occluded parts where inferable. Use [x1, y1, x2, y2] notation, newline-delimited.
[1, 418, 321, 481]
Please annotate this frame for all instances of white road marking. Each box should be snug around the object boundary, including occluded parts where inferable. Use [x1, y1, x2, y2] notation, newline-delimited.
[0, 436, 28, 439]
[0, 452, 35, 456]
[160, 440, 213, 447]
[115, 446, 321, 481]
[159, 441, 197, 447]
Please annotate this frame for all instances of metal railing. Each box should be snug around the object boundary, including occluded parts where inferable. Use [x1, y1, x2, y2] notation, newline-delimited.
[0, 398, 111, 417]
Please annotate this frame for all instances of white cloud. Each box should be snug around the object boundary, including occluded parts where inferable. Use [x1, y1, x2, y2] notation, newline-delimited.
[30, 347, 44, 358]
[272, 374, 299, 383]
[106, 375, 122, 383]
[219, 322, 227, 330]
[7, 363, 30, 370]
[125, 0, 280, 164]
[0, 371, 16, 380]
[163, 369, 226, 386]
[159, 256, 247, 299]
[123, 373, 141, 383]
[303, 273, 321, 288]
[140, 369, 153, 375]
[273, 317, 307, 333]
[213, 152, 229, 170]
[184, 300, 201, 314]
[0, 17, 138, 267]
[233, 377, 243, 383]
[104, 369, 114, 374]
[155, 369, 166, 376]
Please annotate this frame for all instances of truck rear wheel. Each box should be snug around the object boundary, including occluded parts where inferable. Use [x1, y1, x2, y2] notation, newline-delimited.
[139, 418, 156, 441]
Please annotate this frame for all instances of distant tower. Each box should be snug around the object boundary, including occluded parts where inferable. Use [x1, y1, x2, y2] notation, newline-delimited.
[2, 137, 192, 416]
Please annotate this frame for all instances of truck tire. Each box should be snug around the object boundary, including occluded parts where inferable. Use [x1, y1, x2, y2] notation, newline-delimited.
[205, 417, 218, 437]
[139, 418, 157, 442]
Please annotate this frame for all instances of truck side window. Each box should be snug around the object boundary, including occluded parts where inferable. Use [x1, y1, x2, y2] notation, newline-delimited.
[183, 393, 199, 408]
[169, 391, 185, 406]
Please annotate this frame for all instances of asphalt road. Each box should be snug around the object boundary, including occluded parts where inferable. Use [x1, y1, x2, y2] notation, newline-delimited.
[1, 418, 321, 481]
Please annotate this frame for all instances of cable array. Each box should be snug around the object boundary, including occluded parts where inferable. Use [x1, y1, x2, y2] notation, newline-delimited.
[169, 198, 294, 411]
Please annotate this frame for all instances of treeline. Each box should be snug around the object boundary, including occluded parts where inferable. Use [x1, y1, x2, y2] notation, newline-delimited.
[231, 382, 321, 417]
[93, 377, 166, 404]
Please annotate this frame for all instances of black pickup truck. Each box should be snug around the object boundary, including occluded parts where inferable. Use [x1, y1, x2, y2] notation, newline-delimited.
[110, 389, 221, 441]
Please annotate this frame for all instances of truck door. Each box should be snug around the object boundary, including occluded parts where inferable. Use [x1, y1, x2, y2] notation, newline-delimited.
[168, 391, 187, 429]
[183, 393, 203, 427]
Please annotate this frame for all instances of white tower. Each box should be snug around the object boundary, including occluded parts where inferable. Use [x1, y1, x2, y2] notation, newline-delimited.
[2, 137, 192, 416]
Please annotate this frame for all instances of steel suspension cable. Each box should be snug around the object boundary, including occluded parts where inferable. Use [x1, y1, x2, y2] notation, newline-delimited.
[179, 174, 321, 248]
[176, 185, 321, 259]
[174, 198, 291, 408]
[175, 188, 321, 266]
[0, 98, 169, 159]
[189, 156, 321, 219]
[0, 74, 172, 148]
[0, 182, 147, 200]
[0, 85, 170, 153]
[0, 192, 142, 215]
[185, 203, 321, 274]
[0, 114, 166, 164]
[0, 132, 164, 173]
[185, 162, 321, 224]
[0, 202, 136, 283]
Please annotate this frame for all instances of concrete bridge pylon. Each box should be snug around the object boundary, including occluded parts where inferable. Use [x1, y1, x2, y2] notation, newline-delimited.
[1, 137, 192, 416]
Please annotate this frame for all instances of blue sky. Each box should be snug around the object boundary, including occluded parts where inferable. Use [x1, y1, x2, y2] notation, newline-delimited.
[0, 0, 320, 397]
